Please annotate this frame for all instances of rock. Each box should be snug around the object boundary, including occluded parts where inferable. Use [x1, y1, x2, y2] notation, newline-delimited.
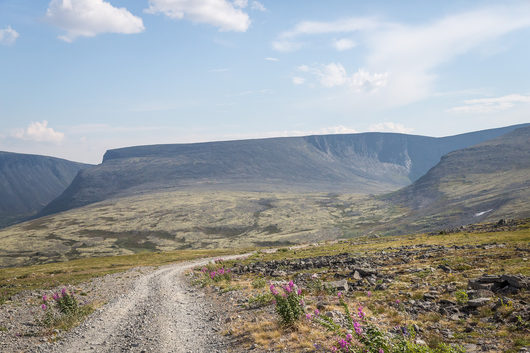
[438, 264, 452, 273]
[501, 274, 529, 289]
[467, 298, 491, 308]
[352, 271, 362, 280]
[325, 280, 349, 292]
[271, 270, 287, 277]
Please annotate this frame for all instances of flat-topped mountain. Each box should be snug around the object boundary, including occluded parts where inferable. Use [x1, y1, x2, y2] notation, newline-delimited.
[39, 124, 528, 217]
[384, 125, 530, 232]
[0, 152, 90, 228]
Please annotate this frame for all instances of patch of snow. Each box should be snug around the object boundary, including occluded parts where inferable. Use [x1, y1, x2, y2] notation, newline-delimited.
[474, 209, 493, 217]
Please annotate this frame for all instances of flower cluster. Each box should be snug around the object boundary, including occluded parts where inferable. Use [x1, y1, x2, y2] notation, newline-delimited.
[39, 287, 84, 329]
[269, 280, 305, 326]
[208, 267, 231, 282]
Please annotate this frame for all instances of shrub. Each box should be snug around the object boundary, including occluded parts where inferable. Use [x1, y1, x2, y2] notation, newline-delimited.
[248, 292, 274, 308]
[270, 281, 305, 326]
[252, 277, 266, 289]
[309, 293, 464, 353]
[39, 288, 93, 331]
[454, 290, 468, 305]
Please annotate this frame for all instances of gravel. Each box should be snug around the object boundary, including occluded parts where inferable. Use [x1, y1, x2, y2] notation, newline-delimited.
[1, 254, 249, 353]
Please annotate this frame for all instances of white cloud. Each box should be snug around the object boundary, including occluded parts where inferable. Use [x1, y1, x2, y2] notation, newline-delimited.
[265, 57, 279, 62]
[298, 63, 388, 92]
[292, 76, 305, 85]
[13, 121, 65, 143]
[232, 0, 247, 8]
[369, 122, 414, 134]
[0, 26, 19, 45]
[332, 38, 356, 51]
[251, 1, 266, 12]
[448, 94, 530, 113]
[45, 0, 144, 42]
[275, 5, 530, 106]
[146, 0, 251, 32]
[210, 67, 230, 72]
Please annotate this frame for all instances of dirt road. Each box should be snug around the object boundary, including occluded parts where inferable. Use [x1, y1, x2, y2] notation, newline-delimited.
[43, 254, 248, 353]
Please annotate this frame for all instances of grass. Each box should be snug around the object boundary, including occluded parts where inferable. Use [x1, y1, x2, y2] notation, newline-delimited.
[200, 223, 530, 352]
[0, 247, 250, 302]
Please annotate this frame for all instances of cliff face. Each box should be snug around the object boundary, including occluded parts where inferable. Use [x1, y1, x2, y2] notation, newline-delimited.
[39, 124, 528, 217]
[0, 152, 90, 228]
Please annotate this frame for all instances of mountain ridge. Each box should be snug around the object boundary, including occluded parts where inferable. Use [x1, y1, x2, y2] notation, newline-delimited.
[0, 151, 91, 228]
[38, 123, 529, 218]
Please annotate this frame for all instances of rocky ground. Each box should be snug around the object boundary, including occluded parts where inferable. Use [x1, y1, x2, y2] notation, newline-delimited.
[194, 234, 530, 352]
[0, 255, 248, 353]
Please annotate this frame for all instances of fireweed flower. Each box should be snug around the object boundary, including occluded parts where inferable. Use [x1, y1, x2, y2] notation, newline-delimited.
[297, 288, 302, 296]
[42, 295, 47, 302]
[331, 347, 338, 352]
[357, 306, 365, 319]
[52, 293, 59, 300]
[354, 321, 362, 335]
[337, 292, 342, 298]
[314, 309, 320, 316]
[61, 288, 67, 296]
[306, 313, 312, 320]
[379, 349, 384, 353]
[346, 333, 353, 341]
[41, 304, 47, 310]
[367, 291, 372, 297]
[269, 284, 278, 295]
[338, 339, 348, 348]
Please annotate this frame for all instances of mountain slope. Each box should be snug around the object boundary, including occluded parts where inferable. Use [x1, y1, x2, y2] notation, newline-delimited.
[39, 124, 528, 217]
[0, 152, 90, 228]
[383, 126, 530, 232]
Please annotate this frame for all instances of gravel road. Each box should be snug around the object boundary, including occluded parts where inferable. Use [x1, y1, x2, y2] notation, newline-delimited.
[40, 254, 249, 353]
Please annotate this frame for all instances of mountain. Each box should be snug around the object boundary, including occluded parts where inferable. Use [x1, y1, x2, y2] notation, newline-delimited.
[383, 125, 530, 233]
[38, 124, 528, 217]
[0, 152, 90, 228]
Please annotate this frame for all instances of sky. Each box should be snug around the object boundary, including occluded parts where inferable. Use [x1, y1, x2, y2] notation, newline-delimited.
[0, 0, 529, 164]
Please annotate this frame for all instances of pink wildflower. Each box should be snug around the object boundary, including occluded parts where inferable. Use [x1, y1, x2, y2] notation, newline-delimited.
[42, 295, 47, 302]
[297, 288, 302, 296]
[288, 280, 294, 289]
[314, 309, 320, 316]
[52, 293, 59, 300]
[331, 347, 338, 352]
[61, 288, 67, 296]
[379, 349, 384, 353]
[354, 321, 362, 335]
[305, 313, 312, 320]
[367, 291, 372, 297]
[357, 306, 365, 319]
[41, 304, 47, 310]
[269, 284, 278, 295]
[346, 333, 353, 341]
[337, 292, 342, 298]
[338, 339, 348, 348]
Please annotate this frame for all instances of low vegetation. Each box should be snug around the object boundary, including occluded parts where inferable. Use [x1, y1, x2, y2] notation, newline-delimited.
[191, 222, 529, 352]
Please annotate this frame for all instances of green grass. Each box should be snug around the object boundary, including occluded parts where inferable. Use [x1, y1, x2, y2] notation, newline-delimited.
[0, 247, 250, 302]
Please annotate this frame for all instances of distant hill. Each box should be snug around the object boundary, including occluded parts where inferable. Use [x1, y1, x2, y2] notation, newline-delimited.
[383, 126, 530, 233]
[0, 152, 90, 228]
[1, 124, 529, 267]
[38, 124, 528, 217]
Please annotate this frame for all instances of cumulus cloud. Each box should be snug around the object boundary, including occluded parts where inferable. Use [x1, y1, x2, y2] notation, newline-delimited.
[332, 38, 356, 51]
[297, 63, 388, 92]
[265, 57, 279, 62]
[146, 0, 251, 32]
[448, 94, 530, 113]
[45, 0, 145, 42]
[232, 0, 247, 8]
[274, 5, 530, 105]
[369, 122, 414, 134]
[251, 1, 266, 12]
[0, 26, 19, 45]
[292, 76, 305, 85]
[13, 121, 65, 143]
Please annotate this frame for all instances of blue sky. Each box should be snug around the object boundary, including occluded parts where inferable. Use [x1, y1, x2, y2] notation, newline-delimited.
[0, 0, 529, 164]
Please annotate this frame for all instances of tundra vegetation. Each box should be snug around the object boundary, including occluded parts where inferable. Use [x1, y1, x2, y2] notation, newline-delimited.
[191, 221, 529, 352]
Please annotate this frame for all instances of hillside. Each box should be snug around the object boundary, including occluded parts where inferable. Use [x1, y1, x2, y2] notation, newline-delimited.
[38, 124, 527, 217]
[0, 152, 90, 228]
[383, 125, 530, 233]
